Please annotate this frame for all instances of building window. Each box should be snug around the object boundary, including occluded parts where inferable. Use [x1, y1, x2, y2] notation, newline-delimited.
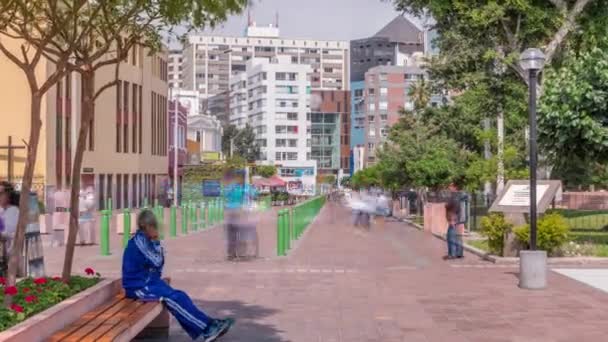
[379, 74, 387, 81]
[287, 113, 298, 120]
[123, 81, 129, 153]
[288, 139, 297, 147]
[368, 103, 376, 111]
[380, 114, 388, 122]
[380, 87, 387, 96]
[369, 125, 376, 137]
[368, 142, 375, 150]
[276, 139, 286, 147]
[379, 101, 388, 110]
[368, 115, 375, 122]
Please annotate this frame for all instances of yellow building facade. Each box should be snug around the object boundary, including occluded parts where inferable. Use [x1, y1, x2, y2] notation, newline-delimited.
[0, 38, 170, 210]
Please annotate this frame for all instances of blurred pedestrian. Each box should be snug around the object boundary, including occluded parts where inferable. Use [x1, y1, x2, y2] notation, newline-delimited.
[443, 199, 463, 260]
[0, 181, 19, 253]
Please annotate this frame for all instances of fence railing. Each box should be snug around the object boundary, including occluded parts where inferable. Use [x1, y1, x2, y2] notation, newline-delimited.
[98, 198, 225, 256]
[277, 196, 326, 256]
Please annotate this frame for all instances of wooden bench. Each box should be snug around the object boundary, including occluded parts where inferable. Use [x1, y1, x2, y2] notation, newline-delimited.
[49, 280, 171, 342]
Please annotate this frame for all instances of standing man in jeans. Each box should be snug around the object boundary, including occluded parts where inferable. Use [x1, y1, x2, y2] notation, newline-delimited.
[444, 200, 463, 259]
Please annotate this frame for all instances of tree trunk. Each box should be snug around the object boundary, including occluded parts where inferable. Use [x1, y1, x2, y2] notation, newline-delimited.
[4, 94, 43, 306]
[61, 71, 94, 282]
[496, 111, 505, 195]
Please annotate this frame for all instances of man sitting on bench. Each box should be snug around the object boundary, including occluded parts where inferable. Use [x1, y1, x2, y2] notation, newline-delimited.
[122, 210, 234, 341]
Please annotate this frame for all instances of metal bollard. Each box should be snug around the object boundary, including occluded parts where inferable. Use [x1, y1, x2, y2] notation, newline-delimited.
[157, 206, 165, 240]
[193, 203, 200, 231]
[100, 210, 110, 256]
[209, 201, 215, 225]
[123, 208, 131, 248]
[181, 204, 188, 234]
[190, 202, 196, 231]
[170, 206, 177, 237]
[277, 210, 284, 256]
[284, 209, 291, 252]
[201, 202, 207, 229]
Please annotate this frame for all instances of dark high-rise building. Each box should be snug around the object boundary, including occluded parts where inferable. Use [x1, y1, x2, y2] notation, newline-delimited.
[350, 15, 424, 82]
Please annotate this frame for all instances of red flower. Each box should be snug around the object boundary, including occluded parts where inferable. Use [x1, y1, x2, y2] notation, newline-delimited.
[0, 276, 5, 285]
[85, 267, 95, 276]
[36, 287, 43, 293]
[4, 286, 18, 296]
[10, 304, 24, 313]
[52, 276, 61, 281]
[34, 277, 47, 285]
[25, 295, 37, 303]
[23, 287, 30, 294]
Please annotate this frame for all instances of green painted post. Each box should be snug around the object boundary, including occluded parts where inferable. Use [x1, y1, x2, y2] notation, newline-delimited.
[219, 198, 224, 222]
[143, 197, 147, 208]
[170, 206, 177, 237]
[157, 206, 165, 240]
[209, 201, 215, 225]
[200, 203, 206, 229]
[122, 208, 131, 248]
[108, 198, 113, 212]
[194, 203, 200, 231]
[100, 210, 110, 256]
[277, 210, 285, 256]
[284, 209, 291, 252]
[181, 204, 188, 234]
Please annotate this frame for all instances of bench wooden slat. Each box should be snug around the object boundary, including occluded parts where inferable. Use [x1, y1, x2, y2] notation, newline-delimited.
[48, 294, 125, 342]
[79, 300, 147, 341]
[64, 298, 137, 342]
[96, 302, 164, 342]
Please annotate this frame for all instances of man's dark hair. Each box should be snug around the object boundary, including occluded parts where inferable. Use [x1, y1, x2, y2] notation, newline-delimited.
[0, 181, 20, 206]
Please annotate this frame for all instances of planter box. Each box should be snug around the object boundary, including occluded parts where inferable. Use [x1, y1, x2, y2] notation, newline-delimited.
[0, 279, 121, 342]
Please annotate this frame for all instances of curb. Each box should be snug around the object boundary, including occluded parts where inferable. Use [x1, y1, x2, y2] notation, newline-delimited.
[397, 217, 608, 266]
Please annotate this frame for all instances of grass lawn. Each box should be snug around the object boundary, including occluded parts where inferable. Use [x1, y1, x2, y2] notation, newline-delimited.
[466, 239, 490, 252]
[552, 209, 608, 230]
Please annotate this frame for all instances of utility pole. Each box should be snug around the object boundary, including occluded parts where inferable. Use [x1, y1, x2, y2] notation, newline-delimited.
[0, 136, 26, 183]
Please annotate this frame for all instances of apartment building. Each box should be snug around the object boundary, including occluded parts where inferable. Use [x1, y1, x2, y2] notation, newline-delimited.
[363, 64, 425, 165]
[309, 90, 351, 175]
[229, 56, 312, 163]
[177, 22, 349, 125]
[350, 15, 424, 83]
[0, 38, 169, 210]
[168, 49, 184, 89]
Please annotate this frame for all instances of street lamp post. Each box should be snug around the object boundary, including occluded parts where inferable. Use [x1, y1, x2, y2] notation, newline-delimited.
[519, 47, 546, 290]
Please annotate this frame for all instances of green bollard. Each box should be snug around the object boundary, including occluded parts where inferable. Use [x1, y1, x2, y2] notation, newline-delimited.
[122, 208, 131, 248]
[170, 205, 177, 237]
[100, 210, 110, 256]
[194, 203, 200, 231]
[189, 202, 196, 231]
[209, 201, 215, 225]
[108, 198, 113, 211]
[181, 204, 188, 234]
[277, 210, 284, 256]
[284, 209, 290, 252]
[201, 203, 207, 229]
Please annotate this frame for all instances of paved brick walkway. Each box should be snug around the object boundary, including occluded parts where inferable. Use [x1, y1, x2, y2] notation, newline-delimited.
[44, 201, 608, 341]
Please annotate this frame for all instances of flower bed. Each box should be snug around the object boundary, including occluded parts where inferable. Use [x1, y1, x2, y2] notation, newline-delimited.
[0, 268, 100, 331]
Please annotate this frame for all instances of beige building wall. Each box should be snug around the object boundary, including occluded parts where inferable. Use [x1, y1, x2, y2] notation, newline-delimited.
[0, 39, 169, 209]
[0, 36, 52, 191]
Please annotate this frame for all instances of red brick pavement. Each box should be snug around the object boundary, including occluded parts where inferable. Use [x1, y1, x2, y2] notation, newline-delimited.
[43, 202, 608, 341]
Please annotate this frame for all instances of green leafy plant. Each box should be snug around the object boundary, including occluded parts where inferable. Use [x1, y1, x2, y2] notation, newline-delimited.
[514, 213, 571, 255]
[479, 213, 513, 255]
[254, 165, 276, 178]
[0, 268, 100, 331]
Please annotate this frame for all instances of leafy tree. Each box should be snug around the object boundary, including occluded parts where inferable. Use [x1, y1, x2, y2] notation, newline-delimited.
[339, 176, 351, 187]
[221, 124, 260, 162]
[321, 175, 336, 185]
[351, 166, 381, 189]
[408, 79, 432, 111]
[539, 42, 608, 187]
[254, 165, 276, 178]
[0, 1, 94, 297]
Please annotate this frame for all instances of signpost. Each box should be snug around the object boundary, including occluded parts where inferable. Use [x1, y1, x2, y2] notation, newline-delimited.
[489, 180, 562, 257]
[202, 179, 221, 197]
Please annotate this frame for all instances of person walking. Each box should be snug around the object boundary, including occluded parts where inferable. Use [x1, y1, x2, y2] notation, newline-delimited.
[0, 181, 19, 254]
[122, 210, 234, 341]
[443, 200, 463, 260]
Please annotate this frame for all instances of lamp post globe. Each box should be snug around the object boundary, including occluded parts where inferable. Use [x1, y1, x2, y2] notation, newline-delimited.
[519, 48, 546, 72]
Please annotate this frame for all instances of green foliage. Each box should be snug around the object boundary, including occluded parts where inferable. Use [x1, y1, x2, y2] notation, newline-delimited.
[539, 43, 608, 187]
[0, 274, 100, 331]
[351, 165, 381, 189]
[514, 213, 571, 254]
[479, 213, 513, 255]
[321, 175, 336, 185]
[221, 124, 260, 162]
[254, 165, 276, 178]
[339, 176, 351, 187]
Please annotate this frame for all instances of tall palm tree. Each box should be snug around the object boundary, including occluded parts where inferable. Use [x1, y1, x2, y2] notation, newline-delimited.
[407, 79, 432, 112]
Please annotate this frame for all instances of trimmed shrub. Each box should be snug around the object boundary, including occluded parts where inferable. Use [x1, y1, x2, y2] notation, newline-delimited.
[479, 213, 513, 255]
[514, 213, 570, 255]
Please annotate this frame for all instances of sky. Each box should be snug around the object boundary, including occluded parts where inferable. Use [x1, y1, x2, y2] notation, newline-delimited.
[196, 0, 419, 42]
